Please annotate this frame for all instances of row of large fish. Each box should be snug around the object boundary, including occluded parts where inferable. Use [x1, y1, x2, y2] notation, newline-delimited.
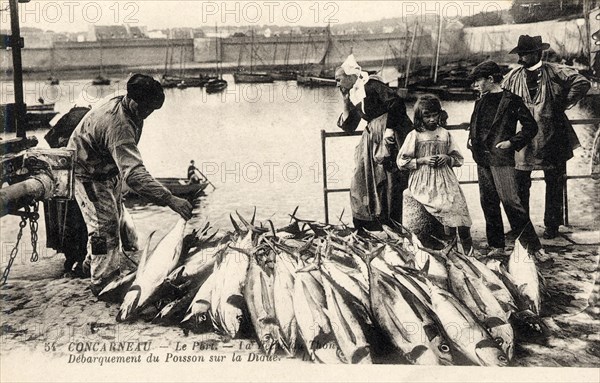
[100, 210, 548, 366]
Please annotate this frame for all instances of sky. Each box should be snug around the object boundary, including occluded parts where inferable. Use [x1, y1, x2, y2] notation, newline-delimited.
[0, 0, 513, 33]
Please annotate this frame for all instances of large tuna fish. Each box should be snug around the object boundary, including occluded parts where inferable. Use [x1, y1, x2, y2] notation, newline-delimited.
[460, 250, 518, 315]
[154, 254, 218, 325]
[426, 280, 509, 367]
[293, 270, 344, 363]
[272, 249, 299, 356]
[210, 231, 252, 338]
[244, 254, 282, 355]
[445, 253, 515, 361]
[117, 218, 187, 322]
[508, 238, 542, 315]
[384, 265, 459, 366]
[369, 256, 441, 365]
[321, 273, 372, 364]
[181, 272, 216, 330]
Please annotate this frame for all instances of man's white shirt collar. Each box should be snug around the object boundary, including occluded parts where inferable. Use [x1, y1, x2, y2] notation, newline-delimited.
[526, 60, 543, 71]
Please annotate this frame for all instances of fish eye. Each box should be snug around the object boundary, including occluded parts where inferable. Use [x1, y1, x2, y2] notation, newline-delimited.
[439, 344, 450, 353]
[336, 348, 348, 363]
[498, 355, 507, 362]
[495, 337, 504, 346]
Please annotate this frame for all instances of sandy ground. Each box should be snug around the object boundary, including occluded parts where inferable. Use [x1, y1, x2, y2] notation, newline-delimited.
[1, 183, 599, 371]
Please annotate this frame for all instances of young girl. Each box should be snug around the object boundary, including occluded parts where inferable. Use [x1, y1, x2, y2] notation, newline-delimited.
[397, 95, 472, 249]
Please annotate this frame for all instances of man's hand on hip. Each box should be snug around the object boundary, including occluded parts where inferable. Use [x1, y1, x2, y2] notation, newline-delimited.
[168, 196, 193, 221]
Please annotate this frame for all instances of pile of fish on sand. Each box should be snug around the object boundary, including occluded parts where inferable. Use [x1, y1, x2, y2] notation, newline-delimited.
[100, 208, 549, 366]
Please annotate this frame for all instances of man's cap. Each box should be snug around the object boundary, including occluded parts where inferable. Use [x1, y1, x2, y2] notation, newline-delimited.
[127, 74, 165, 110]
[509, 35, 550, 54]
[469, 60, 503, 81]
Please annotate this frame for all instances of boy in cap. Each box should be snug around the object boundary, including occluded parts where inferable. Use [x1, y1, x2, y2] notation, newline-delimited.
[67, 73, 193, 295]
[335, 54, 413, 231]
[503, 35, 590, 239]
[469, 60, 542, 256]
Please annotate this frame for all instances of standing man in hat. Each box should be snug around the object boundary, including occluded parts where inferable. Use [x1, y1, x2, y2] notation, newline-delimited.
[68, 73, 193, 294]
[335, 54, 413, 231]
[468, 60, 541, 256]
[503, 35, 590, 239]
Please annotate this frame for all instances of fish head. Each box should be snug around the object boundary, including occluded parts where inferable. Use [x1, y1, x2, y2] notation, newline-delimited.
[258, 323, 282, 356]
[221, 294, 247, 337]
[485, 319, 514, 361]
[475, 338, 509, 367]
[428, 335, 455, 366]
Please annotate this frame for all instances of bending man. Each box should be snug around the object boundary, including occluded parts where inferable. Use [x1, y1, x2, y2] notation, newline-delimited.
[67, 74, 193, 294]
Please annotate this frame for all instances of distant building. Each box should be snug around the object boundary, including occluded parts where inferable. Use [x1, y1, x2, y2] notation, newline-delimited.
[127, 26, 147, 39]
[88, 25, 129, 41]
[205, 30, 231, 39]
[20, 28, 55, 48]
[192, 28, 205, 38]
[87, 25, 149, 41]
[147, 30, 168, 39]
[170, 28, 195, 39]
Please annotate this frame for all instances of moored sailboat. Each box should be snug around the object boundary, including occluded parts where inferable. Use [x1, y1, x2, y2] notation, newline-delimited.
[297, 25, 337, 87]
[206, 24, 228, 94]
[233, 29, 274, 83]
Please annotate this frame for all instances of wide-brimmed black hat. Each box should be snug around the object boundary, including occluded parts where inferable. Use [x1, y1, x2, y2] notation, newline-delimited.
[469, 60, 503, 81]
[509, 35, 550, 54]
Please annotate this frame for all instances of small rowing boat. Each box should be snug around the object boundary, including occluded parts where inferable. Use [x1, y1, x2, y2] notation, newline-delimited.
[124, 178, 209, 201]
[156, 178, 209, 197]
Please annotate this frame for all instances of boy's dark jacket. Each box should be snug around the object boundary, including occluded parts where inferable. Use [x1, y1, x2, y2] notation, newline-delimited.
[468, 90, 538, 167]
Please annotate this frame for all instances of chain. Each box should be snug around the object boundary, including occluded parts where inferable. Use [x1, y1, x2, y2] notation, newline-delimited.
[1, 217, 27, 285]
[29, 202, 39, 262]
[1, 202, 41, 285]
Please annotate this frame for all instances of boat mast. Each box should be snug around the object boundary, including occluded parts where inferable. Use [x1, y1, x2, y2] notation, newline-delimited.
[404, 23, 418, 88]
[163, 35, 170, 76]
[273, 36, 279, 67]
[237, 35, 244, 69]
[214, 23, 220, 79]
[99, 36, 104, 77]
[179, 42, 185, 77]
[284, 32, 291, 68]
[433, 14, 443, 84]
[318, 24, 332, 75]
[250, 28, 254, 73]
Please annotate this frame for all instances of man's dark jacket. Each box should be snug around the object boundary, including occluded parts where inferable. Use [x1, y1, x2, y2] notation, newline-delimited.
[468, 90, 538, 167]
